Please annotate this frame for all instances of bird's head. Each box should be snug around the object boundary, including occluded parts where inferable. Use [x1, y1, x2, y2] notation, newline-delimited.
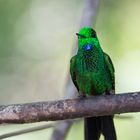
[76, 26, 99, 52]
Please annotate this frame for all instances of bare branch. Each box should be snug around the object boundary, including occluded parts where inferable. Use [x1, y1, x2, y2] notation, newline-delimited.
[50, 120, 73, 140]
[0, 92, 139, 124]
[0, 123, 54, 139]
[80, 0, 100, 27]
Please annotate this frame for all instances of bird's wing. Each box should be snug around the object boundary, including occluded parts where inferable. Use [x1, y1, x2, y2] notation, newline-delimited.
[104, 52, 115, 91]
[70, 55, 79, 91]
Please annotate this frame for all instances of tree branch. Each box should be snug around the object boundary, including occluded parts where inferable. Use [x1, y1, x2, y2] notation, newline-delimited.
[0, 92, 139, 124]
[0, 123, 54, 139]
[49, 120, 73, 140]
[51, 0, 100, 139]
[80, 0, 100, 27]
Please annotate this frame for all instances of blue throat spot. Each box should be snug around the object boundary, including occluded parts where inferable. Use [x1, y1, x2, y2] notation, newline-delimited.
[83, 44, 93, 51]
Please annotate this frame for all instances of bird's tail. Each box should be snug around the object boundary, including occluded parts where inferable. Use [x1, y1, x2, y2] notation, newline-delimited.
[84, 116, 117, 140]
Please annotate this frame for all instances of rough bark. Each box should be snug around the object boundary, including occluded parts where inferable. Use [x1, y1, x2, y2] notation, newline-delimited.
[0, 92, 139, 124]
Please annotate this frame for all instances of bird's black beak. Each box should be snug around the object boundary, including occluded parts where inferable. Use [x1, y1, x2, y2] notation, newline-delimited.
[76, 33, 80, 36]
[76, 33, 86, 38]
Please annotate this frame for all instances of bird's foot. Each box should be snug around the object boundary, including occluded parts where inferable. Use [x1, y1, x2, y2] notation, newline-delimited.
[109, 90, 115, 95]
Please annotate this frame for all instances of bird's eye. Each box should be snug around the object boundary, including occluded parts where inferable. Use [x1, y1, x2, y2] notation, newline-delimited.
[90, 29, 97, 38]
[91, 33, 96, 38]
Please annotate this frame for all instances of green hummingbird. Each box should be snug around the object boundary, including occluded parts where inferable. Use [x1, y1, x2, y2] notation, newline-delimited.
[70, 27, 117, 140]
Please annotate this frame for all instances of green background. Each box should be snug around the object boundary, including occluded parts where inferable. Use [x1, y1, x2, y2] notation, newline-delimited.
[0, 0, 140, 139]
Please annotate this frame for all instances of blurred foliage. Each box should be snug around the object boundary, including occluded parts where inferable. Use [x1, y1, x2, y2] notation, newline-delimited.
[0, 0, 140, 140]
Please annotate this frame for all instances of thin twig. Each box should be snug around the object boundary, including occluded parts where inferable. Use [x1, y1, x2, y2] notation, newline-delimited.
[0, 123, 54, 139]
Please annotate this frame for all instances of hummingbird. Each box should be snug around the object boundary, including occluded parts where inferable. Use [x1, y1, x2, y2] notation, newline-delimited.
[70, 27, 117, 140]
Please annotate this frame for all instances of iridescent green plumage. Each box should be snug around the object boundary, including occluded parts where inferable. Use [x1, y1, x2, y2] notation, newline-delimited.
[70, 27, 116, 140]
[70, 27, 115, 95]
